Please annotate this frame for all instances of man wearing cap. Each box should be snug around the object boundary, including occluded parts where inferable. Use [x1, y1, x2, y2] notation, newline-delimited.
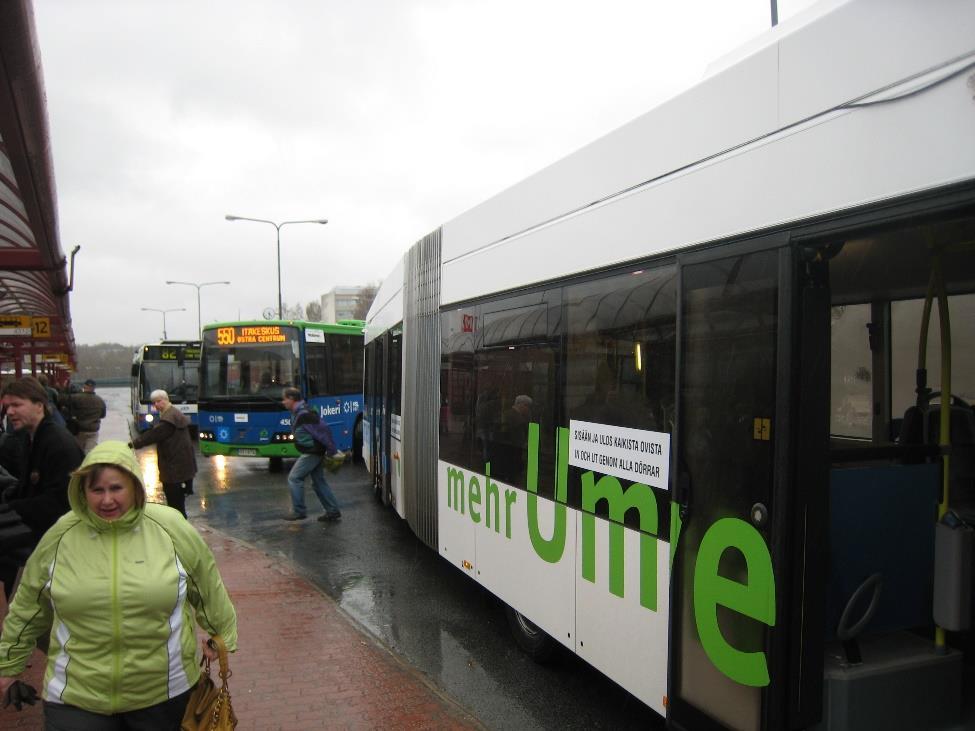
[65, 379, 107, 453]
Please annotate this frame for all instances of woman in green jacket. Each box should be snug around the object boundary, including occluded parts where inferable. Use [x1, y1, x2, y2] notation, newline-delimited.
[0, 440, 237, 729]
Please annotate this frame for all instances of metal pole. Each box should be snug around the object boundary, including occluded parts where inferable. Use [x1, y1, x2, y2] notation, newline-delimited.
[771, 0, 778, 27]
[162, 311, 168, 340]
[225, 215, 326, 320]
[196, 285, 202, 340]
[276, 224, 283, 319]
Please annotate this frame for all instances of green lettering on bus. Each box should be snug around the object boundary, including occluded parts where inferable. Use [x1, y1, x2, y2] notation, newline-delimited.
[484, 464, 501, 533]
[468, 475, 482, 524]
[693, 517, 775, 687]
[446, 467, 465, 513]
[581, 472, 659, 610]
[526, 423, 567, 563]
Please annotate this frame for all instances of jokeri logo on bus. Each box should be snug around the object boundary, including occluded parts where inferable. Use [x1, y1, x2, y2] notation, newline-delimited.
[444, 421, 776, 688]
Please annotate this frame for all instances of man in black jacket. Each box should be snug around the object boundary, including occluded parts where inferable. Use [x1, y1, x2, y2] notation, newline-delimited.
[0, 376, 83, 597]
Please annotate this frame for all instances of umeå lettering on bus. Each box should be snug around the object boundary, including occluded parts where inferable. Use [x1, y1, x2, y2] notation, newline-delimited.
[445, 422, 776, 687]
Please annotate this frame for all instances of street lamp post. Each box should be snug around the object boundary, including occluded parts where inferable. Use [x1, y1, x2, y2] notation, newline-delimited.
[165, 280, 231, 338]
[140, 307, 185, 340]
[224, 214, 328, 319]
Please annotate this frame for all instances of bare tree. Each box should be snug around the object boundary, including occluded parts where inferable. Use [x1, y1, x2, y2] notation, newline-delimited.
[305, 300, 322, 321]
[277, 301, 307, 320]
[352, 283, 379, 320]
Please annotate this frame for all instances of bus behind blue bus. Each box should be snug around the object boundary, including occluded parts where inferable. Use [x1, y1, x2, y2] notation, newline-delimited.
[197, 320, 363, 468]
[130, 340, 201, 435]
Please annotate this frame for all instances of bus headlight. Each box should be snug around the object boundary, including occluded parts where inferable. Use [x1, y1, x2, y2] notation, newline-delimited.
[145, 414, 154, 423]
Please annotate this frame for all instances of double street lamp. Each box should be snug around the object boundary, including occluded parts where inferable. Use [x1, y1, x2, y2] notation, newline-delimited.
[224, 214, 328, 319]
[141, 307, 185, 340]
[166, 280, 231, 338]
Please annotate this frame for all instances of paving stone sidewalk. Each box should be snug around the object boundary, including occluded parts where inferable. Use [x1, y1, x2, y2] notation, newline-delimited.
[2, 524, 481, 730]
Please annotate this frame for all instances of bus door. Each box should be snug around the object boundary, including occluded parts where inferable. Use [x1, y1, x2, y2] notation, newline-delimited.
[384, 328, 403, 512]
[370, 337, 385, 499]
[669, 239, 810, 731]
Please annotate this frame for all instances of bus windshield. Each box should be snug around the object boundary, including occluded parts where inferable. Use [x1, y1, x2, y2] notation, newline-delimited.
[200, 327, 301, 399]
[140, 361, 199, 404]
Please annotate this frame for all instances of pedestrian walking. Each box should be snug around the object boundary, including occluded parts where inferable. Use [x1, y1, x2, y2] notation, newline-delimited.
[0, 440, 237, 728]
[281, 387, 342, 522]
[64, 377, 107, 453]
[0, 376, 83, 598]
[130, 389, 196, 517]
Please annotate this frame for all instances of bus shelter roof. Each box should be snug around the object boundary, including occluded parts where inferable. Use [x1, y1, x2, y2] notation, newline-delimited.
[0, 1, 77, 376]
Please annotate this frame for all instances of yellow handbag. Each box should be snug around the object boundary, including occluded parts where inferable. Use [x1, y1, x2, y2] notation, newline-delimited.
[181, 635, 237, 731]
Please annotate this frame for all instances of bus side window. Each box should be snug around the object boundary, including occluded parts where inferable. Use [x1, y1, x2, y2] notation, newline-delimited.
[307, 341, 328, 397]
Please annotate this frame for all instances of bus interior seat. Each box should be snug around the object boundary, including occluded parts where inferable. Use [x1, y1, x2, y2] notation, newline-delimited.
[820, 463, 965, 731]
[826, 463, 940, 640]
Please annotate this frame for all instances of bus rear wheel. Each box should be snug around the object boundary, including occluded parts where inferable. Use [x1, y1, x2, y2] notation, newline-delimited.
[353, 417, 363, 464]
[504, 605, 557, 663]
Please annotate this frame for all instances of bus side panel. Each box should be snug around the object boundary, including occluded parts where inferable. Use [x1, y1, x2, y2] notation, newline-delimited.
[476, 478, 576, 653]
[308, 394, 362, 452]
[575, 515, 669, 717]
[438, 459, 477, 576]
[391, 428, 405, 519]
[362, 418, 372, 475]
[438, 459, 576, 653]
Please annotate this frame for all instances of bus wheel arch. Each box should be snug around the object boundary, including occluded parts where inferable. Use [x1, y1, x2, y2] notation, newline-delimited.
[504, 604, 558, 663]
[353, 414, 363, 464]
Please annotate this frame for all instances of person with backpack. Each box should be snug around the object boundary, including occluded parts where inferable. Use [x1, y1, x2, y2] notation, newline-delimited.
[281, 387, 342, 522]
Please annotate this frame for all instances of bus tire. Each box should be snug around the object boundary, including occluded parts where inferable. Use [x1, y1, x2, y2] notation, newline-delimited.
[353, 417, 363, 464]
[504, 604, 558, 663]
[374, 476, 384, 503]
[269, 457, 283, 473]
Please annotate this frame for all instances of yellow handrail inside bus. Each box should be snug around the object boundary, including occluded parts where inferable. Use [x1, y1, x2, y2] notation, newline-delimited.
[918, 244, 952, 650]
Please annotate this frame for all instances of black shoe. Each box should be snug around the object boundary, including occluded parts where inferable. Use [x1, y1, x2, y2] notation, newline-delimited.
[317, 512, 342, 522]
[283, 513, 307, 521]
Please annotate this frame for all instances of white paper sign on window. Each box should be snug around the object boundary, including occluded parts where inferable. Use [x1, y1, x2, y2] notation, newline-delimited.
[568, 419, 670, 490]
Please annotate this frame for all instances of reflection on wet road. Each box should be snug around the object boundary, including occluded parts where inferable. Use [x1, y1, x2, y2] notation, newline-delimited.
[101, 387, 659, 730]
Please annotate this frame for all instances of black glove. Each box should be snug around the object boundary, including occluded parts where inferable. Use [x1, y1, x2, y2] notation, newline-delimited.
[2, 680, 39, 711]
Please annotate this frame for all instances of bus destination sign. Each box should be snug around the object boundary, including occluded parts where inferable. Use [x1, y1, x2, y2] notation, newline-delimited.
[216, 325, 289, 346]
[143, 344, 201, 360]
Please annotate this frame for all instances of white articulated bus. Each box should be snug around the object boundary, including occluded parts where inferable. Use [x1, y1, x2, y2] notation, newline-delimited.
[364, 3, 975, 729]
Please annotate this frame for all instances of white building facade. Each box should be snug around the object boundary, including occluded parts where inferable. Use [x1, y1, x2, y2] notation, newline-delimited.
[320, 286, 368, 323]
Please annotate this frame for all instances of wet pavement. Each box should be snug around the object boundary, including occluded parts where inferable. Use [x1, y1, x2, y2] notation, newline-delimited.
[5, 388, 663, 730]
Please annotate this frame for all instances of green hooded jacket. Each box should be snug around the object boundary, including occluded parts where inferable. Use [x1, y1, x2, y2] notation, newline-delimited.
[0, 441, 237, 714]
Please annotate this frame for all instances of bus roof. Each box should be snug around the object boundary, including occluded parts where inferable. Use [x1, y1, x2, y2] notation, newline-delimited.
[203, 319, 365, 335]
[366, 0, 975, 342]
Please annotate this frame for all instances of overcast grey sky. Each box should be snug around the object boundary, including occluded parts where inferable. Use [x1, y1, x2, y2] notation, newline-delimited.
[34, 0, 818, 345]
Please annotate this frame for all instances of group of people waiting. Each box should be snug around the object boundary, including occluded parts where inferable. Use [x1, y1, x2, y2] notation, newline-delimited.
[29, 373, 108, 453]
[0, 375, 236, 729]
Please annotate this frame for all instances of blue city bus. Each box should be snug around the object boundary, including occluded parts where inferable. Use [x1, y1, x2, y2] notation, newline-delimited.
[197, 319, 364, 468]
[130, 340, 201, 435]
